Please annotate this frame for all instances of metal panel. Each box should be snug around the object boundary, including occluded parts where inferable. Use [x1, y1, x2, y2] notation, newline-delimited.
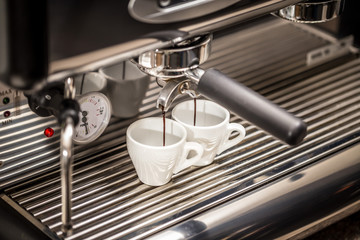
[1, 19, 359, 239]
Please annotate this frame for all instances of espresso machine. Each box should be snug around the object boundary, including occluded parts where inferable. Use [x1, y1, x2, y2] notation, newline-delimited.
[0, 0, 359, 239]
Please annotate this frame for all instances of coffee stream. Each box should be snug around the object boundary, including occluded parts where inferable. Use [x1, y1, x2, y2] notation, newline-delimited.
[161, 98, 197, 147]
[193, 98, 197, 126]
[162, 106, 166, 147]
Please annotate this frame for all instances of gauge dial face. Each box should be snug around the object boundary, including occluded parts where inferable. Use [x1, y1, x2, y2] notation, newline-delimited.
[73, 92, 111, 145]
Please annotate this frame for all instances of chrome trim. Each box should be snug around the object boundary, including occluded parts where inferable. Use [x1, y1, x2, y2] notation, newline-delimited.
[60, 77, 76, 236]
[274, 0, 345, 23]
[60, 117, 75, 236]
[134, 34, 211, 78]
[149, 145, 360, 240]
[64, 77, 76, 100]
[156, 78, 199, 111]
[282, 200, 360, 239]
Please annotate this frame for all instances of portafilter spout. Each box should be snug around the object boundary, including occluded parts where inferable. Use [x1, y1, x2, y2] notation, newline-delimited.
[132, 34, 307, 146]
[155, 77, 200, 112]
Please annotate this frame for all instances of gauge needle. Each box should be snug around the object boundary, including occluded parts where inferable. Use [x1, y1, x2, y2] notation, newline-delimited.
[80, 111, 89, 135]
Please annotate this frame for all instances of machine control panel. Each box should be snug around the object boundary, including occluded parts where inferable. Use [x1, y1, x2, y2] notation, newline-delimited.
[0, 82, 25, 128]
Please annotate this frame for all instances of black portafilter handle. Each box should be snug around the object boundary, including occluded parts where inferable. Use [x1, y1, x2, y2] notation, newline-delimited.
[196, 69, 307, 146]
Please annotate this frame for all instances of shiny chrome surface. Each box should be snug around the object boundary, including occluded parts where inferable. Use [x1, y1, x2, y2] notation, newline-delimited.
[134, 34, 211, 79]
[1, 19, 359, 239]
[60, 77, 76, 235]
[134, 34, 209, 111]
[128, 0, 241, 24]
[64, 77, 76, 100]
[60, 117, 74, 235]
[156, 78, 200, 111]
[48, 0, 303, 83]
[155, 67, 205, 111]
[149, 145, 360, 239]
[274, 0, 345, 23]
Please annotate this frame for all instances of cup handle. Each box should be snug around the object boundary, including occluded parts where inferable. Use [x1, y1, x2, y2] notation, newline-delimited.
[216, 123, 246, 155]
[173, 142, 204, 174]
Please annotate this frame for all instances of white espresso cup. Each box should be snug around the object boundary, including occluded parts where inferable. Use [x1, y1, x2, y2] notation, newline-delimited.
[172, 99, 246, 166]
[126, 117, 204, 186]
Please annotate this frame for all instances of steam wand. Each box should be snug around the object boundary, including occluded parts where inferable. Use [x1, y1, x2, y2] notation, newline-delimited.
[25, 77, 79, 236]
[60, 77, 77, 236]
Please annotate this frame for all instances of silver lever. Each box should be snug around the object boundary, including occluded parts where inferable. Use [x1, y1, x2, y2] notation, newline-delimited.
[60, 77, 76, 236]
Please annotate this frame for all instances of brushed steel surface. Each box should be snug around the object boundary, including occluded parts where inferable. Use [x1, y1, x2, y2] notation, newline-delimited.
[1, 19, 360, 239]
[148, 145, 360, 240]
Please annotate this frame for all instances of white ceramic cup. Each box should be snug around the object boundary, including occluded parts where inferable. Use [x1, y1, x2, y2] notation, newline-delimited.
[172, 99, 246, 166]
[126, 117, 204, 186]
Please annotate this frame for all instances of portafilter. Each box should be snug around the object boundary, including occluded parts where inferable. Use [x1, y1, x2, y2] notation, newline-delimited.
[132, 34, 307, 146]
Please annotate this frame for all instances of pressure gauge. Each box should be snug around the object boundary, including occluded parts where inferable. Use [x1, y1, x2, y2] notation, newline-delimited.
[73, 92, 111, 145]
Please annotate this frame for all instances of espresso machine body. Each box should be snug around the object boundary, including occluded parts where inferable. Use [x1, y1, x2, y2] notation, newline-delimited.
[0, 0, 360, 239]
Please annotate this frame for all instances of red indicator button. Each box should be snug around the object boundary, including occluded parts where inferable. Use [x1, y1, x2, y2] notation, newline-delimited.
[44, 127, 54, 138]
[3, 111, 11, 118]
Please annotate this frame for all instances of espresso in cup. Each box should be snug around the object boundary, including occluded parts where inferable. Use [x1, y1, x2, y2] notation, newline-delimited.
[126, 117, 203, 186]
[172, 99, 246, 166]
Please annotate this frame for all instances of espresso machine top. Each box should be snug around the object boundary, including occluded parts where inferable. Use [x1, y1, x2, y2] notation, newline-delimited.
[2, 0, 322, 90]
[1, 1, 359, 239]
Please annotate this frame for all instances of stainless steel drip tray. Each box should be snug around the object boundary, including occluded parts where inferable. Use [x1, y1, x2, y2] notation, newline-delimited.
[1, 18, 360, 239]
